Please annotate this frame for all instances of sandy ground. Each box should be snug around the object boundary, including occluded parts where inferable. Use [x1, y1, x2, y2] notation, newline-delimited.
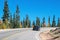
[40, 30, 53, 40]
[40, 30, 60, 40]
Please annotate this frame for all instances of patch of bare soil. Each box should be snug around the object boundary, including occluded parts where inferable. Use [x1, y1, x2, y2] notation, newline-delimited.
[40, 30, 60, 40]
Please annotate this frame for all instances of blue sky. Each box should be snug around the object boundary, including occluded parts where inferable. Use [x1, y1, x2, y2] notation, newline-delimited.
[0, 0, 60, 25]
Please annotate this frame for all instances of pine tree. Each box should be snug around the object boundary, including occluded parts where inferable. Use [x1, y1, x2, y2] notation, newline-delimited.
[15, 5, 20, 28]
[2, 0, 10, 28]
[47, 16, 51, 27]
[22, 18, 24, 28]
[10, 14, 13, 28]
[36, 17, 40, 26]
[22, 18, 26, 28]
[13, 5, 20, 28]
[2, 0, 9, 23]
[20, 21, 22, 28]
[42, 17, 46, 27]
[28, 20, 31, 28]
[41, 23, 42, 27]
[26, 15, 28, 27]
[57, 17, 60, 27]
[32, 21, 35, 28]
[13, 13, 16, 28]
[52, 15, 56, 27]
[25, 15, 30, 28]
[24, 21, 26, 28]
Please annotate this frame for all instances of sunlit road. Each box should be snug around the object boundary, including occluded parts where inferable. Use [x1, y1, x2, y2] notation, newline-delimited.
[0, 28, 56, 40]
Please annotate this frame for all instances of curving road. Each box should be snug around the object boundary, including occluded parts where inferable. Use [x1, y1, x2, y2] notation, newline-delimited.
[0, 28, 56, 40]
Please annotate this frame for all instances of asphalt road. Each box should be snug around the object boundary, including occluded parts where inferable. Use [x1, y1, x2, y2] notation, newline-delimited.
[0, 27, 56, 40]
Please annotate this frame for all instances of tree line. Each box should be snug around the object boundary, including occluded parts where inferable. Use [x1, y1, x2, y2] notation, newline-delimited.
[0, 1, 60, 29]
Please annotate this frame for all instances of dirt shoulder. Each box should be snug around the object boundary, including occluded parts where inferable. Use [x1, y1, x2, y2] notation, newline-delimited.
[40, 30, 60, 40]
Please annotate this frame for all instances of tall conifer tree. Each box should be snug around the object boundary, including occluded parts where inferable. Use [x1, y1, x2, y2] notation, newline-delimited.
[15, 5, 20, 28]
[42, 17, 46, 27]
[57, 17, 60, 27]
[2, 0, 10, 28]
[52, 15, 56, 27]
[2, 0, 9, 23]
[36, 17, 40, 26]
[47, 16, 51, 27]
